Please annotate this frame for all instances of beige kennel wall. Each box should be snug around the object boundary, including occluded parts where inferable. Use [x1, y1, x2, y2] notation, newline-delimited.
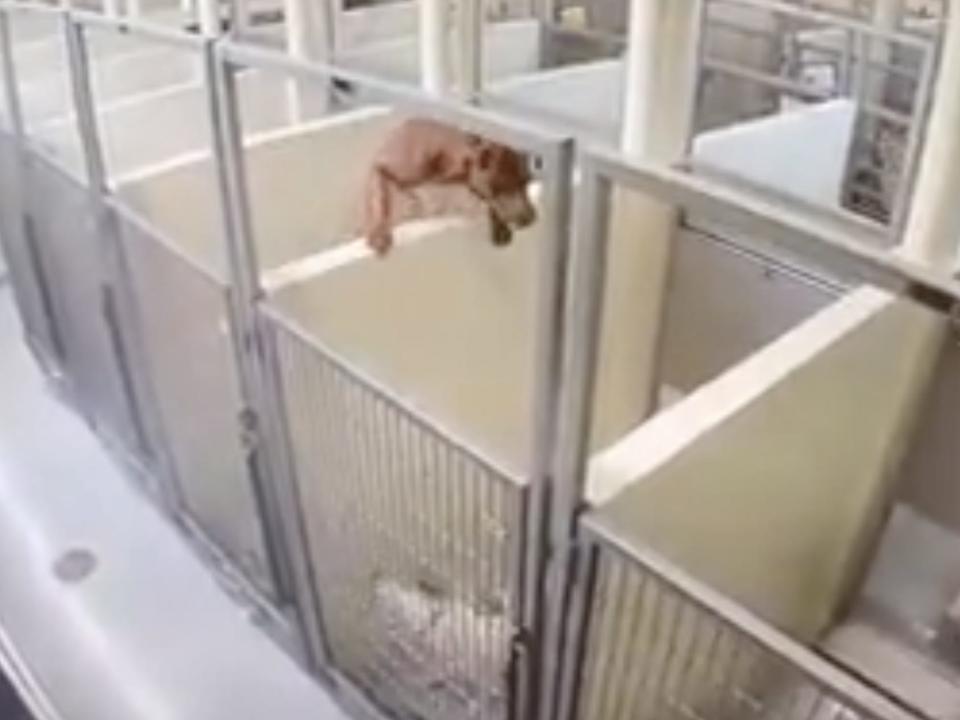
[115, 107, 395, 274]
[34, 69, 298, 185]
[18, 45, 202, 127]
[589, 286, 945, 641]
[338, 18, 541, 86]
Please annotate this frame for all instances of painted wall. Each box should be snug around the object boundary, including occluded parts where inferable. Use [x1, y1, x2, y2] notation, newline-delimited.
[339, 18, 541, 86]
[19, 46, 201, 127]
[693, 98, 857, 211]
[487, 59, 624, 142]
[37, 70, 295, 183]
[589, 287, 945, 641]
[116, 107, 396, 275]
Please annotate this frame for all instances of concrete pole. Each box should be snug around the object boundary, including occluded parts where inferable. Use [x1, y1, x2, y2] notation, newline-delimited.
[898, 0, 960, 267]
[102, 0, 122, 18]
[420, 0, 451, 94]
[456, 0, 483, 99]
[285, 0, 334, 121]
[595, 0, 700, 426]
[199, 0, 220, 36]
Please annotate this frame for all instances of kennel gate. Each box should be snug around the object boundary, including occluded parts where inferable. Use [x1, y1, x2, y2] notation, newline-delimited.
[0, 5, 158, 473]
[540, 143, 960, 720]
[211, 41, 574, 720]
[81, 14, 291, 602]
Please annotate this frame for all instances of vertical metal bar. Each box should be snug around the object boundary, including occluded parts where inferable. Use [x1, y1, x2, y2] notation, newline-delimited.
[208, 45, 292, 598]
[840, 28, 854, 96]
[683, 0, 710, 156]
[258, 315, 335, 672]
[516, 137, 574, 720]
[63, 17, 107, 195]
[889, 40, 935, 240]
[555, 540, 599, 720]
[207, 43, 333, 669]
[538, 157, 613, 720]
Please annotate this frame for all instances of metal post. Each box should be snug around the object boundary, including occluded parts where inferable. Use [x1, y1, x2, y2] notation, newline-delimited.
[207, 44, 333, 672]
[517, 136, 574, 720]
[537, 158, 613, 720]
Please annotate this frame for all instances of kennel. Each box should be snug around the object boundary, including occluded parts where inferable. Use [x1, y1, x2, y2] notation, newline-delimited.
[542, 142, 958, 720]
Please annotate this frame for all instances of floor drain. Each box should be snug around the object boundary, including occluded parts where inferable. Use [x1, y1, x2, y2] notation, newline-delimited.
[53, 548, 97, 584]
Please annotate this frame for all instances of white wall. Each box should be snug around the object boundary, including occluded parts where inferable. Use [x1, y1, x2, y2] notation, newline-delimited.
[588, 287, 944, 641]
[338, 18, 541, 87]
[116, 107, 396, 275]
[693, 98, 857, 211]
[491, 65, 855, 211]
[488, 59, 624, 142]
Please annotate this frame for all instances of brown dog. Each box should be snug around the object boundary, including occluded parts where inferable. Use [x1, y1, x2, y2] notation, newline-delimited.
[363, 118, 537, 255]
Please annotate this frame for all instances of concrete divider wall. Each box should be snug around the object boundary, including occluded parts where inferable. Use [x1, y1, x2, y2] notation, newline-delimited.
[589, 287, 944, 640]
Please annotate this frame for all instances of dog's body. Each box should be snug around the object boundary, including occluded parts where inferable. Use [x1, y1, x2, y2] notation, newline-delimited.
[363, 118, 536, 255]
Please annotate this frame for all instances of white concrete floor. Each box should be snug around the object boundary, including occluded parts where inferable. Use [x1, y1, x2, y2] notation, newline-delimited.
[0, 282, 347, 720]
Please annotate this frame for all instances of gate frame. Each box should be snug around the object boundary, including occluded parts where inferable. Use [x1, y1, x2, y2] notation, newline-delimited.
[541, 140, 960, 720]
[209, 38, 575, 719]
[59, 8, 312, 641]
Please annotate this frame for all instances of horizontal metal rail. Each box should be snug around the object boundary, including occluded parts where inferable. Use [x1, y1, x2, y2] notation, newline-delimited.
[584, 145, 960, 313]
[216, 40, 569, 156]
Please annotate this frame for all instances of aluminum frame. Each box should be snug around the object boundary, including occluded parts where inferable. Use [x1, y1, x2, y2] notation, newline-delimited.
[211, 37, 575, 720]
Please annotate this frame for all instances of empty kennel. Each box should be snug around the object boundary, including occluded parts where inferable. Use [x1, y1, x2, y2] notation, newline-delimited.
[540, 126, 957, 719]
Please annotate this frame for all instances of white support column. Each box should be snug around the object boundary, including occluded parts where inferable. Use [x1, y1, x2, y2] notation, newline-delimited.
[899, 2, 960, 267]
[594, 0, 701, 426]
[199, 0, 220, 37]
[102, 0, 122, 18]
[420, 0, 451, 95]
[456, 0, 483, 99]
[285, 0, 334, 121]
[126, 0, 143, 19]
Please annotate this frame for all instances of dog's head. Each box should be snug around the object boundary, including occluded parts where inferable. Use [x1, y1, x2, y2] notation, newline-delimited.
[466, 139, 537, 243]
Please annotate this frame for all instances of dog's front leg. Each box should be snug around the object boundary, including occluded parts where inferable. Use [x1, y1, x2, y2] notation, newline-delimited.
[489, 211, 513, 247]
[364, 167, 397, 255]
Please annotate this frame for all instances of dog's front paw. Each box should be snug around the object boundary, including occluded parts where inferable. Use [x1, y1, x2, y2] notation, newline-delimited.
[367, 230, 394, 256]
[490, 217, 513, 247]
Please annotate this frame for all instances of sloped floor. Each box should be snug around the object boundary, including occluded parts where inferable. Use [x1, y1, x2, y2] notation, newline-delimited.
[0, 283, 348, 720]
